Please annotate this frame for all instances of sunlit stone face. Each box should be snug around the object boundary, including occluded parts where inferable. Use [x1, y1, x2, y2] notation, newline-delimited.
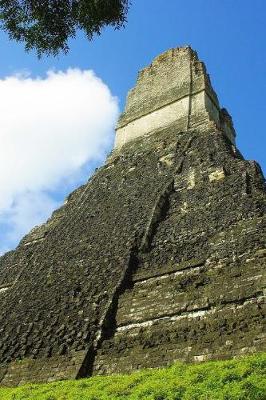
[114, 47, 235, 150]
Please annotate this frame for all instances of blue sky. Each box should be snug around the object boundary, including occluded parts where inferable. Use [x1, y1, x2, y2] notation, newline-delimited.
[0, 0, 265, 252]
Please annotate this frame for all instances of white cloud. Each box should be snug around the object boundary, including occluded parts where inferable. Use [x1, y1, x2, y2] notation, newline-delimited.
[0, 69, 119, 254]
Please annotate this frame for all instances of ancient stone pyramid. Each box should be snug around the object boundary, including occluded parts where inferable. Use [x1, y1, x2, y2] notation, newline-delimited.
[0, 47, 265, 386]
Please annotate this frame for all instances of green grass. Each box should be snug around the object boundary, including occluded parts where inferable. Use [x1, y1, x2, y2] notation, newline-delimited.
[0, 353, 265, 400]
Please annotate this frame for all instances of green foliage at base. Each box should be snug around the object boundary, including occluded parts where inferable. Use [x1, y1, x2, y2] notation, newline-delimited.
[0, 353, 265, 400]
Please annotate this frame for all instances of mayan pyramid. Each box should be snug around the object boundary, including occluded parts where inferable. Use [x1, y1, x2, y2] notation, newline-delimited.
[0, 47, 265, 386]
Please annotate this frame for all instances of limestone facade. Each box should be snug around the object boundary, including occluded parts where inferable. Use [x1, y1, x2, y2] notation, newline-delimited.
[115, 47, 236, 149]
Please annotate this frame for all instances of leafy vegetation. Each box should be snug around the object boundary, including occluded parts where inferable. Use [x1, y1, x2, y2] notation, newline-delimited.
[0, 0, 130, 56]
[0, 353, 265, 400]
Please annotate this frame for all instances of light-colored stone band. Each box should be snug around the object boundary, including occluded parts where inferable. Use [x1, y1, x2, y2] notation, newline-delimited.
[114, 89, 220, 149]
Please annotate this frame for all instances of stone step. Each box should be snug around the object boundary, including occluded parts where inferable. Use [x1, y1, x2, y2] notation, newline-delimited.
[116, 257, 265, 327]
[93, 298, 265, 375]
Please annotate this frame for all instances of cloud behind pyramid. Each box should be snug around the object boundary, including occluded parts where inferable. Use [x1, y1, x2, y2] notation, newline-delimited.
[0, 68, 119, 254]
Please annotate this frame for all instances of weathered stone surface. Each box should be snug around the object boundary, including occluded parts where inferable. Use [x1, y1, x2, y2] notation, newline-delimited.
[0, 47, 265, 386]
[115, 47, 236, 149]
[93, 129, 265, 375]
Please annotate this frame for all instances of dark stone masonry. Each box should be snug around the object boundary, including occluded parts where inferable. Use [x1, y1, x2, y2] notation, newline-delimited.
[0, 47, 265, 386]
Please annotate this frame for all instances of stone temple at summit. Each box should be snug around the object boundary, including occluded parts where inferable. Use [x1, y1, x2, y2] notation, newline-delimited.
[0, 47, 265, 386]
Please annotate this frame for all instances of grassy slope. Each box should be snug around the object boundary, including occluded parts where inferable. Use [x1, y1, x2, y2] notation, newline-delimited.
[0, 353, 265, 400]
